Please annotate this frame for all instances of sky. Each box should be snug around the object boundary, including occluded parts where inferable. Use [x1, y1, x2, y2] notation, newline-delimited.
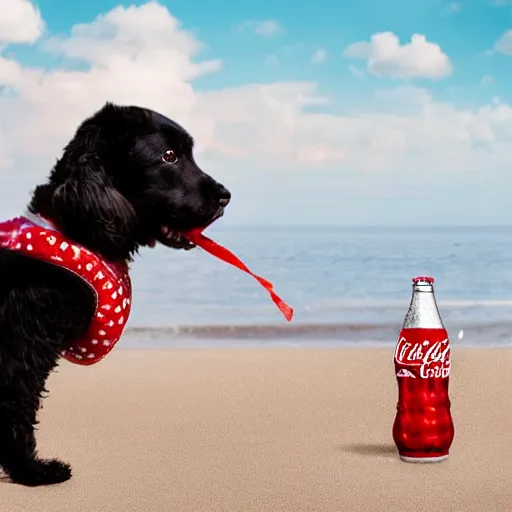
[0, 0, 511, 226]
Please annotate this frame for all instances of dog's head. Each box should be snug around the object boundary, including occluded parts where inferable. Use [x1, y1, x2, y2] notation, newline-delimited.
[30, 102, 231, 261]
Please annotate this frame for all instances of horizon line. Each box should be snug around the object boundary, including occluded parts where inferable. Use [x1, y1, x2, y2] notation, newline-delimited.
[214, 224, 512, 229]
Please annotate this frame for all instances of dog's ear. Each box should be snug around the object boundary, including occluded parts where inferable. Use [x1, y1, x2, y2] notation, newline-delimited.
[51, 144, 138, 260]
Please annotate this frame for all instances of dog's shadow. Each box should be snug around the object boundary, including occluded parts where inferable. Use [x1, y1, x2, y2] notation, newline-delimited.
[340, 443, 397, 459]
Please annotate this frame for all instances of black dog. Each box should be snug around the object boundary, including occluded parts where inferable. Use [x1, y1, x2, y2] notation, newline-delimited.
[0, 102, 230, 486]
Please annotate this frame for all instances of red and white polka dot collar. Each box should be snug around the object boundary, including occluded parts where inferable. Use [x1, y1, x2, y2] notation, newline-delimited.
[0, 212, 132, 366]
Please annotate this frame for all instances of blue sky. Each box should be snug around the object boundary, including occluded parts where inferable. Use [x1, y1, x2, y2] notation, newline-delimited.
[1, 0, 512, 225]
[20, 0, 512, 102]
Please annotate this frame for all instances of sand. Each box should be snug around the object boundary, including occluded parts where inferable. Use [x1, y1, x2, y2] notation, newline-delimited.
[1, 347, 511, 512]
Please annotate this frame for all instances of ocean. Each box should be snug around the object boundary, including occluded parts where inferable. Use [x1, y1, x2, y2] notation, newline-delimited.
[122, 225, 512, 348]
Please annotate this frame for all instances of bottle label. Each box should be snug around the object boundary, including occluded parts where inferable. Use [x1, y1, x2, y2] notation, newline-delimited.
[394, 328, 451, 379]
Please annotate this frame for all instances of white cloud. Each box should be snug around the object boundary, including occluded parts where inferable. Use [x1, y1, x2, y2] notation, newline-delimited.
[0, 0, 44, 43]
[310, 48, 327, 65]
[0, 2, 511, 224]
[344, 32, 453, 80]
[236, 19, 283, 38]
[0, 2, 221, 163]
[494, 30, 512, 55]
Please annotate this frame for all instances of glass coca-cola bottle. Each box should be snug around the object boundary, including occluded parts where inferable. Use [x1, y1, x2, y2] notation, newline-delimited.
[393, 276, 454, 462]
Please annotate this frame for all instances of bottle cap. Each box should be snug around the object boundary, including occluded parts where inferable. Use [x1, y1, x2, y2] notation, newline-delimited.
[412, 276, 434, 284]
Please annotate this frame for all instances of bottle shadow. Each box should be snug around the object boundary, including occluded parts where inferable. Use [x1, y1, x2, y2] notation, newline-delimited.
[340, 443, 397, 459]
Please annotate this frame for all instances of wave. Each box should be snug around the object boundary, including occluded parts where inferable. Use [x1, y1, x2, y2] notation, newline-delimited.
[311, 299, 512, 311]
[124, 321, 512, 341]
[126, 322, 399, 338]
[439, 300, 512, 308]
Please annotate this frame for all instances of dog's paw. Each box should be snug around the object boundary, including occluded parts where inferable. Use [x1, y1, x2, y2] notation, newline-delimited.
[9, 458, 72, 487]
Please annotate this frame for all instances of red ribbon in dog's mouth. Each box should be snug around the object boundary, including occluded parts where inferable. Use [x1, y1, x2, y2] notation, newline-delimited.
[184, 228, 293, 322]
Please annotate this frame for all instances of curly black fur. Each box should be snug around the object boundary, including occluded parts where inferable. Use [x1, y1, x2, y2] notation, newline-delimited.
[0, 102, 230, 486]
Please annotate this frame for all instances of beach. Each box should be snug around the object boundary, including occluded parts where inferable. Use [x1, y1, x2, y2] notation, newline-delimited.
[1, 347, 511, 512]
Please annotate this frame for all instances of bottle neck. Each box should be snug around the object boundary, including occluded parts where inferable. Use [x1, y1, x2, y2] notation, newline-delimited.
[403, 284, 444, 329]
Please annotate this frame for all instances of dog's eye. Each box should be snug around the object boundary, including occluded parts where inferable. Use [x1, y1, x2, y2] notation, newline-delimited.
[162, 150, 178, 164]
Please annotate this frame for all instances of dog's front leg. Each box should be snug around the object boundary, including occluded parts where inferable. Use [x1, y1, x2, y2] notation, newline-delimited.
[0, 370, 72, 486]
[0, 250, 95, 486]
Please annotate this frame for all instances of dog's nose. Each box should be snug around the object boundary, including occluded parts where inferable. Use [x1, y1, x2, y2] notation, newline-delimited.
[217, 187, 231, 207]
